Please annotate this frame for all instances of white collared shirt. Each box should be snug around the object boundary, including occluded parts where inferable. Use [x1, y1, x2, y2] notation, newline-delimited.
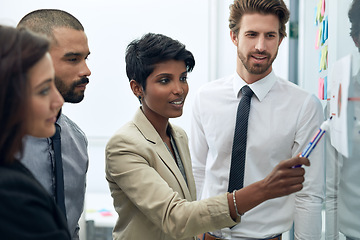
[190, 71, 325, 239]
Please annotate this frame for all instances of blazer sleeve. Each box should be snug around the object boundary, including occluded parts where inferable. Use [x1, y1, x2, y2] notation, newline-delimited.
[105, 126, 237, 239]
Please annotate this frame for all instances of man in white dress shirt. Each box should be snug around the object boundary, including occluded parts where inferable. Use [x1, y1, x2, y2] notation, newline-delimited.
[190, 0, 325, 239]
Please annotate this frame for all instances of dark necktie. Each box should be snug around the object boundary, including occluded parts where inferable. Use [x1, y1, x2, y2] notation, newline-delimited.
[51, 123, 67, 220]
[228, 85, 254, 192]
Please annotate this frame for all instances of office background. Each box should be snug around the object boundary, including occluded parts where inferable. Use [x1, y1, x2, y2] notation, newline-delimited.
[1, 0, 358, 239]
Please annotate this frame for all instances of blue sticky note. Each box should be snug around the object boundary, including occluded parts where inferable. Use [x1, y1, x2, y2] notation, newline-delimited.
[324, 76, 328, 100]
[323, 16, 328, 42]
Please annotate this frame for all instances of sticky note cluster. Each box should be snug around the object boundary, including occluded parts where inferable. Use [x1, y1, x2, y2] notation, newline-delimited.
[315, 0, 328, 100]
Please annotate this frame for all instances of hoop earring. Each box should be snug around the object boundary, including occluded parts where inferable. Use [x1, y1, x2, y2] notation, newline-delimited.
[138, 95, 142, 104]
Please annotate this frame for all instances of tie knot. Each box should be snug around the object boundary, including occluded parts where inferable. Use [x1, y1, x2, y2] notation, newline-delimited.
[241, 85, 253, 97]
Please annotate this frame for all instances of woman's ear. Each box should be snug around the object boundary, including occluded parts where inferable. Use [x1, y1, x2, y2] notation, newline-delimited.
[130, 80, 142, 98]
[130, 80, 143, 104]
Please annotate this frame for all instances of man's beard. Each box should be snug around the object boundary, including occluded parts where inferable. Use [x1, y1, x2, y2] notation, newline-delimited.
[238, 49, 277, 75]
[55, 76, 89, 103]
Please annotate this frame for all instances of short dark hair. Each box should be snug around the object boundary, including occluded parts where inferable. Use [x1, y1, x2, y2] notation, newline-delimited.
[349, 0, 360, 38]
[125, 33, 195, 90]
[17, 9, 84, 43]
[0, 25, 49, 164]
[229, 0, 290, 39]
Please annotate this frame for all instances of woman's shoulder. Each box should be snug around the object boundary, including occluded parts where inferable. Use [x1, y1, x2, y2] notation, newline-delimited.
[0, 162, 71, 239]
[105, 120, 155, 156]
[0, 161, 30, 183]
[0, 161, 46, 195]
[107, 121, 141, 144]
[0, 161, 55, 219]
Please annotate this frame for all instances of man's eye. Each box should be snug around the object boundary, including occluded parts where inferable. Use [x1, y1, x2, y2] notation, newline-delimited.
[67, 58, 78, 62]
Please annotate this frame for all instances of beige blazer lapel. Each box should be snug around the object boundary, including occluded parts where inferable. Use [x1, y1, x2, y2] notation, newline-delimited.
[170, 127, 197, 201]
[133, 108, 193, 200]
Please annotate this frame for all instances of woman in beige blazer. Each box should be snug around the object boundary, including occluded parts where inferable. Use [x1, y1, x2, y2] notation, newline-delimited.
[105, 33, 310, 240]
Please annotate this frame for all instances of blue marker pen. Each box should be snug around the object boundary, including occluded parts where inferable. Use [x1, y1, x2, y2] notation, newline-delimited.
[294, 116, 332, 168]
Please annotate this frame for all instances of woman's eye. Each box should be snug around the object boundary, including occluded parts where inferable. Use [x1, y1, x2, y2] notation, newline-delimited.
[159, 78, 170, 84]
[39, 87, 50, 96]
[180, 76, 188, 82]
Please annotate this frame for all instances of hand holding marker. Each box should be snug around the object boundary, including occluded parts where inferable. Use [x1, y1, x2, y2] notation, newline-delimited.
[294, 116, 332, 168]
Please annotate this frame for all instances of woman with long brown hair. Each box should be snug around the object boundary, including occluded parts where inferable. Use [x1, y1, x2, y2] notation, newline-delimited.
[0, 25, 69, 239]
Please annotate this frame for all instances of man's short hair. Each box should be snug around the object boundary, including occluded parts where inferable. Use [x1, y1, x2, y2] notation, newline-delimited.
[229, 0, 290, 39]
[349, 0, 360, 38]
[17, 9, 84, 42]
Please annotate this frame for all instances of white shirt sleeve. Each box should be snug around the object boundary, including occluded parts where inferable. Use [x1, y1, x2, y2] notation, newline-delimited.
[190, 91, 209, 199]
[294, 94, 325, 239]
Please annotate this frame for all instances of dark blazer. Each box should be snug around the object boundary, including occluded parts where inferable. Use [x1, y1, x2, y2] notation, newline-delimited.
[0, 160, 71, 240]
[106, 108, 236, 240]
